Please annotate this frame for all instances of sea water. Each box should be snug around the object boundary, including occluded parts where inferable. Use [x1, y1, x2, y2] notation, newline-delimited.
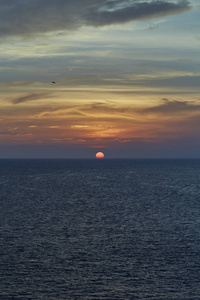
[0, 159, 200, 299]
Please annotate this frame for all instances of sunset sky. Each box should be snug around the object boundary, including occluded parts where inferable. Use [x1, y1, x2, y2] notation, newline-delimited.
[0, 0, 200, 158]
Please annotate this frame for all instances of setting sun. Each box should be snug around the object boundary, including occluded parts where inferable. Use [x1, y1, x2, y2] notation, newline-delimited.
[96, 152, 104, 159]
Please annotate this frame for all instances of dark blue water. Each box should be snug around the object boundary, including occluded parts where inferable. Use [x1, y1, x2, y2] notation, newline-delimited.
[0, 159, 200, 299]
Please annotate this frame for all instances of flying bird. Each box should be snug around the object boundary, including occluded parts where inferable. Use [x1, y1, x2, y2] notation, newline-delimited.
[51, 81, 55, 84]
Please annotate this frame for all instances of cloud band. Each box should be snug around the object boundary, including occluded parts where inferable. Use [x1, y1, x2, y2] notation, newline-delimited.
[0, 0, 191, 37]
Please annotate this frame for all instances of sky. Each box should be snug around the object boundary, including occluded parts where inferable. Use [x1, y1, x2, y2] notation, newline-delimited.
[0, 0, 200, 158]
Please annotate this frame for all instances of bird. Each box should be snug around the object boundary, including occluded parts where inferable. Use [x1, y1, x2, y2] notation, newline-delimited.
[51, 81, 55, 84]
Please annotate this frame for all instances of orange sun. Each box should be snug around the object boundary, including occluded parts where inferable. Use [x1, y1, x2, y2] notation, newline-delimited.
[96, 152, 104, 159]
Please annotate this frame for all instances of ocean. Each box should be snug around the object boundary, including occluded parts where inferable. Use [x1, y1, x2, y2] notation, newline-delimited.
[0, 159, 200, 299]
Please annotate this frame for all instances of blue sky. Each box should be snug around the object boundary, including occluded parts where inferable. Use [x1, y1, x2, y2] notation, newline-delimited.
[0, 0, 200, 158]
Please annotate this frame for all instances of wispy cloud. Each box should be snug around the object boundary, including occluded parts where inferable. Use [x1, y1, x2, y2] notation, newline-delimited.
[0, 0, 191, 38]
[12, 93, 53, 104]
[57, 76, 96, 84]
[0, 81, 39, 89]
[142, 98, 200, 114]
[124, 71, 200, 82]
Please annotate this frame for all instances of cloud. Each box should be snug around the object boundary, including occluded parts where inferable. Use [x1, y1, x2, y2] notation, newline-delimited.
[57, 76, 96, 84]
[12, 93, 53, 104]
[0, 81, 39, 89]
[0, 0, 191, 38]
[71, 125, 90, 128]
[85, 0, 191, 26]
[142, 98, 200, 114]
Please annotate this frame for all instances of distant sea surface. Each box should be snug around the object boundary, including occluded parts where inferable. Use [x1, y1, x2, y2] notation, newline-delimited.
[1, 159, 200, 299]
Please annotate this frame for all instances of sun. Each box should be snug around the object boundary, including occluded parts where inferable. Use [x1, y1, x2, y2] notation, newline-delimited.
[96, 152, 104, 159]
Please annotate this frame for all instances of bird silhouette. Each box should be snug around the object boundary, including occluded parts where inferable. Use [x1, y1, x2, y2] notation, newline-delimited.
[51, 81, 55, 84]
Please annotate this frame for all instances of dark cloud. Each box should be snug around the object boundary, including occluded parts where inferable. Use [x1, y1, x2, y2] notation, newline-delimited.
[142, 98, 200, 114]
[85, 0, 191, 26]
[0, 0, 191, 37]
